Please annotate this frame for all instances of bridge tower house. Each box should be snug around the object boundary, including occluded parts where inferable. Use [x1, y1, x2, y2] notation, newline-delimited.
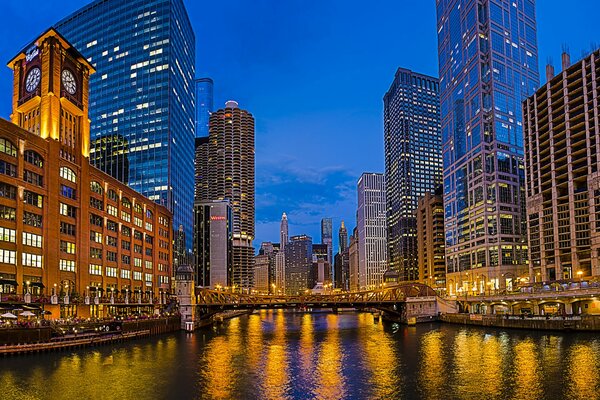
[175, 264, 196, 330]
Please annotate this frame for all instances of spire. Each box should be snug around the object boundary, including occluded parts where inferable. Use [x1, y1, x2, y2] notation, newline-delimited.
[341, 220, 345, 229]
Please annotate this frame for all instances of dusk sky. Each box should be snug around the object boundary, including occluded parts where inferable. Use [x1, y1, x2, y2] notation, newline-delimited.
[0, 1, 598, 251]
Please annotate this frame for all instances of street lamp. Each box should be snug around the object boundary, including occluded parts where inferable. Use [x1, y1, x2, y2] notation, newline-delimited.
[577, 270, 583, 282]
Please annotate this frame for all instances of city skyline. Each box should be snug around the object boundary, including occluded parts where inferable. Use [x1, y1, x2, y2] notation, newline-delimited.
[1, 1, 599, 247]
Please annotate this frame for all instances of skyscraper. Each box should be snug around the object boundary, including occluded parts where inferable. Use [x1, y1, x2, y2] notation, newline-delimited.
[280, 213, 289, 251]
[437, 0, 539, 292]
[334, 222, 349, 290]
[203, 100, 255, 290]
[194, 137, 209, 202]
[195, 78, 213, 138]
[384, 68, 441, 281]
[55, 0, 196, 249]
[357, 173, 387, 290]
[285, 235, 313, 295]
[416, 188, 446, 293]
[338, 220, 348, 253]
[321, 217, 333, 264]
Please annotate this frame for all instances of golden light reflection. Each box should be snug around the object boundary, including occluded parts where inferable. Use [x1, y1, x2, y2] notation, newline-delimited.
[315, 314, 345, 400]
[246, 312, 264, 370]
[299, 313, 315, 389]
[452, 331, 504, 399]
[567, 343, 600, 400]
[358, 312, 400, 399]
[513, 339, 542, 400]
[419, 330, 445, 400]
[262, 309, 289, 400]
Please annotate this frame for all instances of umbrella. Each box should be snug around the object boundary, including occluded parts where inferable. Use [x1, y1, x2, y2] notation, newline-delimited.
[20, 311, 36, 317]
[1, 312, 17, 319]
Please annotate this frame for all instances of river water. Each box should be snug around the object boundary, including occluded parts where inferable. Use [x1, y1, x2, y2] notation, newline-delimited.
[1, 310, 599, 400]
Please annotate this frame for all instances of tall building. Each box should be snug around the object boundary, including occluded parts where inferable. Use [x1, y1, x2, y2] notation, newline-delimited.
[194, 137, 209, 202]
[384, 68, 441, 282]
[195, 78, 213, 138]
[275, 251, 285, 294]
[524, 50, 600, 282]
[193, 200, 232, 288]
[321, 217, 333, 263]
[89, 134, 129, 184]
[259, 241, 279, 293]
[417, 188, 446, 293]
[338, 220, 348, 253]
[334, 222, 349, 290]
[437, 0, 540, 293]
[348, 227, 360, 291]
[253, 254, 270, 294]
[202, 100, 255, 291]
[3, 28, 173, 318]
[357, 173, 387, 290]
[280, 212, 289, 251]
[310, 243, 330, 289]
[55, 0, 196, 249]
[284, 235, 312, 295]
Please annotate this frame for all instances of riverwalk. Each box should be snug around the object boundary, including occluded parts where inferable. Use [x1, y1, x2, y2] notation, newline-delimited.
[440, 313, 600, 331]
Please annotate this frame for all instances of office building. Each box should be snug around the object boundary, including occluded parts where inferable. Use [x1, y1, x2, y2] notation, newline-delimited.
[55, 0, 196, 249]
[194, 136, 209, 202]
[253, 254, 270, 294]
[357, 173, 387, 290]
[310, 243, 330, 289]
[384, 68, 441, 281]
[437, 0, 539, 293]
[280, 212, 289, 250]
[321, 217, 333, 263]
[89, 134, 129, 184]
[524, 50, 600, 281]
[349, 227, 360, 291]
[196, 78, 213, 138]
[284, 235, 312, 295]
[193, 200, 232, 288]
[2, 29, 172, 319]
[334, 222, 349, 290]
[416, 188, 446, 293]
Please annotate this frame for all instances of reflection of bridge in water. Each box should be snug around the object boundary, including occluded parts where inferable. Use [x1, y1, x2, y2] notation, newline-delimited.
[191, 283, 458, 326]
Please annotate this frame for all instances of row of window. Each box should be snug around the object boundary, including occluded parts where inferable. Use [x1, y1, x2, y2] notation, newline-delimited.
[0, 249, 42, 267]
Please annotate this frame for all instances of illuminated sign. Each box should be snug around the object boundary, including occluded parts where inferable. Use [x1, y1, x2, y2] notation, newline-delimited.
[210, 216, 226, 221]
[25, 45, 39, 63]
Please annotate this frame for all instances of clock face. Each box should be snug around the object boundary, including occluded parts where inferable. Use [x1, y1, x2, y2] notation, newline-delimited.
[61, 69, 77, 95]
[25, 67, 41, 93]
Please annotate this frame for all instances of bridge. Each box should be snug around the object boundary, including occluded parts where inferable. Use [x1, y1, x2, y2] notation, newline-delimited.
[184, 283, 458, 328]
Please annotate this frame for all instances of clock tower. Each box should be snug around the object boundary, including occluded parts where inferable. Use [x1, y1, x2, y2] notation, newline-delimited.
[7, 28, 95, 161]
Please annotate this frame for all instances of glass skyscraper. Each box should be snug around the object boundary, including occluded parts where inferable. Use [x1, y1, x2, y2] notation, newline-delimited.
[384, 68, 442, 281]
[55, 0, 196, 249]
[436, 0, 539, 294]
[195, 78, 213, 138]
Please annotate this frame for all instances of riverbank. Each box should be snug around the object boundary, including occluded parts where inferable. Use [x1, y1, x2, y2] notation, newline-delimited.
[440, 313, 600, 331]
[0, 316, 180, 355]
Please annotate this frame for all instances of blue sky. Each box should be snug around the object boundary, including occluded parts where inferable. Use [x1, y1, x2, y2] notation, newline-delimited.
[0, 1, 599, 251]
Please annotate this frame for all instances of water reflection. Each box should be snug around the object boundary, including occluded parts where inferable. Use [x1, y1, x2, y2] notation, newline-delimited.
[1, 313, 600, 400]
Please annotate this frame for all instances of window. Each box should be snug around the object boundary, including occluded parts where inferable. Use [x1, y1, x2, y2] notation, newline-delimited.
[146, 210, 153, 219]
[24, 190, 43, 207]
[60, 185, 76, 200]
[134, 231, 143, 241]
[158, 216, 169, 226]
[121, 269, 131, 279]
[133, 271, 142, 281]
[121, 211, 131, 222]
[134, 216, 142, 227]
[24, 150, 43, 168]
[0, 205, 15, 221]
[121, 226, 131, 237]
[0, 160, 17, 177]
[107, 205, 117, 216]
[106, 220, 117, 232]
[90, 213, 103, 227]
[134, 244, 142, 254]
[134, 258, 142, 267]
[89, 264, 102, 275]
[0, 138, 17, 157]
[134, 203, 143, 214]
[0, 249, 16, 264]
[107, 251, 117, 262]
[60, 222, 76, 236]
[60, 240, 76, 254]
[23, 170, 43, 187]
[90, 197, 103, 210]
[24, 211, 42, 228]
[90, 248, 102, 260]
[59, 203, 77, 218]
[145, 222, 153, 231]
[22, 253, 42, 268]
[145, 260, 152, 269]
[122, 240, 131, 250]
[59, 166, 76, 182]
[145, 235, 153, 245]
[106, 267, 117, 277]
[59, 259, 75, 272]
[159, 276, 169, 285]
[90, 231, 102, 243]
[122, 255, 131, 265]
[145, 273, 153, 283]
[90, 181, 103, 195]
[0, 227, 16, 243]
[106, 236, 117, 247]
[22, 232, 42, 248]
[107, 189, 118, 202]
[0, 183, 16, 199]
[122, 197, 131, 209]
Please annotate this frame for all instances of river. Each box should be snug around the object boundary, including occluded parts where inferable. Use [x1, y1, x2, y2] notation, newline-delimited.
[1, 310, 599, 400]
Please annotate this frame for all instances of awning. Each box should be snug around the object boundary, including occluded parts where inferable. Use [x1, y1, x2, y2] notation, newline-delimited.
[27, 282, 45, 288]
[0, 279, 18, 286]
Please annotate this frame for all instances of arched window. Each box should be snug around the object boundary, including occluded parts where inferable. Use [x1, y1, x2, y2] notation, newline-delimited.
[90, 181, 103, 195]
[24, 150, 43, 168]
[146, 209, 153, 219]
[134, 203, 143, 214]
[59, 166, 76, 183]
[107, 189, 118, 202]
[122, 197, 131, 209]
[0, 138, 17, 157]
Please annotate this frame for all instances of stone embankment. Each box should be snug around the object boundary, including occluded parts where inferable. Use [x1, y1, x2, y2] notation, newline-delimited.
[440, 313, 600, 331]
